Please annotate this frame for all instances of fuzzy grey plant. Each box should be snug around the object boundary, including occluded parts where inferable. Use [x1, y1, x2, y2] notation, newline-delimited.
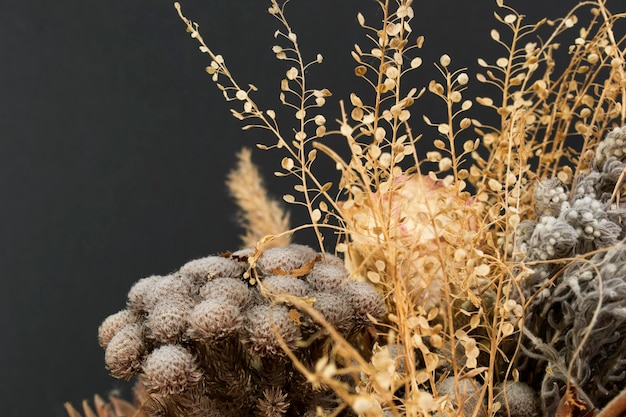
[514, 127, 626, 414]
[98, 244, 386, 417]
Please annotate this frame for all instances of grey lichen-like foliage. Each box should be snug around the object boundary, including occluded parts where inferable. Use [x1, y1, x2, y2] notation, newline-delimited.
[436, 377, 485, 417]
[104, 323, 145, 380]
[592, 126, 626, 170]
[100, 243, 386, 417]
[494, 381, 540, 417]
[142, 344, 203, 396]
[514, 127, 626, 413]
[98, 309, 138, 349]
[533, 178, 569, 217]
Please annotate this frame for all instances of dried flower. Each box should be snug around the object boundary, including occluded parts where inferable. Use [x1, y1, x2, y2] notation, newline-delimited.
[305, 263, 349, 292]
[255, 387, 290, 417]
[180, 255, 245, 282]
[98, 309, 138, 349]
[245, 304, 301, 356]
[342, 281, 385, 320]
[199, 277, 252, 308]
[262, 275, 311, 297]
[256, 245, 318, 275]
[104, 324, 145, 380]
[495, 381, 540, 417]
[142, 344, 203, 396]
[187, 298, 242, 341]
[145, 296, 193, 343]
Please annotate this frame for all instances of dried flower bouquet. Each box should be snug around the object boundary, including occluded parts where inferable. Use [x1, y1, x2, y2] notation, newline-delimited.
[67, 0, 626, 416]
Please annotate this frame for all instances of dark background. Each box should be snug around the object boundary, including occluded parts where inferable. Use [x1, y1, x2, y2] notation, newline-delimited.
[0, 1, 605, 416]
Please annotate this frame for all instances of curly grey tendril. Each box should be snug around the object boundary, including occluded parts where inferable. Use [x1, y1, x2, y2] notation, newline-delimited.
[514, 126, 626, 415]
[98, 244, 385, 417]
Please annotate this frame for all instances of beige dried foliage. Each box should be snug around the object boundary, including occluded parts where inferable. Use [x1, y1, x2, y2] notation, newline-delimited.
[226, 147, 291, 248]
[147, 1, 626, 417]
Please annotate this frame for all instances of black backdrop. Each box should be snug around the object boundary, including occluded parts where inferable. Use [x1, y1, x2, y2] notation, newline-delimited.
[0, 1, 603, 416]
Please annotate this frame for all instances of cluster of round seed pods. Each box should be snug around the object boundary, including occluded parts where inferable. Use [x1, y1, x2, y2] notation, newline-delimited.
[98, 244, 385, 416]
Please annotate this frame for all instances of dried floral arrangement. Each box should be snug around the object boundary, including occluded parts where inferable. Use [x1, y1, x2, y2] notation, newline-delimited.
[66, 0, 626, 416]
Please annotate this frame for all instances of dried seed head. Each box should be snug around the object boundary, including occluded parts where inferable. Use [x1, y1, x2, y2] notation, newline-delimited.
[311, 291, 354, 334]
[187, 298, 242, 341]
[245, 304, 301, 356]
[127, 275, 163, 313]
[437, 377, 485, 417]
[306, 263, 349, 291]
[262, 275, 311, 297]
[342, 281, 386, 320]
[142, 344, 203, 396]
[199, 277, 252, 308]
[495, 381, 540, 417]
[104, 324, 145, 380]
[98, 309, 139, 349]
[256, 245, 318, 275]
[180, 255, 245, 282]
[145, 297, 194, 343]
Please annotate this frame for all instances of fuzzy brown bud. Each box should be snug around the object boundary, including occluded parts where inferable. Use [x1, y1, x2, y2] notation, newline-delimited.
[98, 309, 139, 349]
[262, 275, 311, 297]
[199, 277, 251, 308]
[145, 297, 193, 343]
[104, 324, 145, 380]
[342, 281, 386, 320]
[142, 344, 203, 396]
[245, 304, 301, 356]
[180, 256, 245, 282]
[188, 298, 242, 341]
[306, 263, 348, 291]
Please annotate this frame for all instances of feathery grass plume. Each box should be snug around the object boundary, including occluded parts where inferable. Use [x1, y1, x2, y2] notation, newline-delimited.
[227, 147, 291, 248]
